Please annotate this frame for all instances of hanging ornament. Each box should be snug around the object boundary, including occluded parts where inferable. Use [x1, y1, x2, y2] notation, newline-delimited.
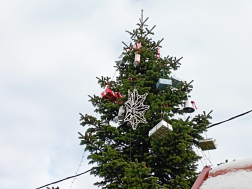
[117, 92, 124, 98]
[183, 100, 197, 113]
[117, 92, 125, 104]
[134, 52, 140, 67]
[156, 68, 172, 90]
[148, 120, 173, 140]
[124, 89, 150, 130]
[118, 105, 125, 121]
[156, 78, 172, 89]
[101, 84, 118, 101]
[157, 46, 161, 59]
[199, 138, 217, 151]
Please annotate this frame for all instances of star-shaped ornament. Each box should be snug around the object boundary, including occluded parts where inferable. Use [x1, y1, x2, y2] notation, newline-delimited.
[124, 89, 150, 130]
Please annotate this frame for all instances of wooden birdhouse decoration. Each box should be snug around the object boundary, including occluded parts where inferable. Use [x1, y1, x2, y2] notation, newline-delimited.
[134, 52, 140, 67]
[156, 78, 172, 90]
[118, 105, 125, 121]
[148, 120, 173, 140]
[199, 138, 217, 151]
[101, 85, 118, 101]
[171, 76, 183, 87]
[156, 68, 172, 90]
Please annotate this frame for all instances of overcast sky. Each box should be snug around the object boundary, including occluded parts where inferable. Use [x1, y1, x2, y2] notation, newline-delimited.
[1, 1, 252, 189]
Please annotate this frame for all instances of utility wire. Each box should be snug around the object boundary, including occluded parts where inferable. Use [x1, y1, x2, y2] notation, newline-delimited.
[36, 169, 92, 189]
[207, 110, 252, 129]
[37, 110, 252, 188]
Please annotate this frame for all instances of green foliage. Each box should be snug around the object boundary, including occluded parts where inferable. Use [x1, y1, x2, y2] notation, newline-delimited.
[79, 16, 213, 188]
[121, 159, 161, 189]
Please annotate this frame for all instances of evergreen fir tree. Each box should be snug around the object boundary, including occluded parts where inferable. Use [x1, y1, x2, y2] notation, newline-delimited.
[79, 13, 212, 189]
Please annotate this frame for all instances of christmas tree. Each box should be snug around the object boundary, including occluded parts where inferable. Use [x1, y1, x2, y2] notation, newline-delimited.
[79, 12, 212, 189]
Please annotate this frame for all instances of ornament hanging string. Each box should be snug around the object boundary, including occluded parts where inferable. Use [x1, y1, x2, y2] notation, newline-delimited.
[111, 69, 117, 82]
[161, 101, 165, 120]
[201, 150, 214, 167]
[133, 82, 137, 89]
[161, 106, 163, 119]
[106, 69, 117, 87]
[130, 124, 132, 162]
[195, 146, 205, 167]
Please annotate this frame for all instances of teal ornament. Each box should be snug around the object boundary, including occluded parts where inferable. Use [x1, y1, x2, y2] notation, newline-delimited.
[156, 78, 172, 90]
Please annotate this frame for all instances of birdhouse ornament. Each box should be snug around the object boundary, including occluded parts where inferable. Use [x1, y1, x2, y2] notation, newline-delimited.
[156, 69, 172, 90]
[156, 78, 172, 90]
[101, 84, 118, 101]
[149, 120, 173, 140]
[199, 138, 217, 151]
[134, 52, 140, 67]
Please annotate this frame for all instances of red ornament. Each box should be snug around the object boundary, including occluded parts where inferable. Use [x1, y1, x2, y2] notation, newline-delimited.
[133, 41, 141, 50]
[101, 85, 118, 101]
[117, 92, 125, 104]
[157, 46, 161, 59]
[117, 92, 124, 98]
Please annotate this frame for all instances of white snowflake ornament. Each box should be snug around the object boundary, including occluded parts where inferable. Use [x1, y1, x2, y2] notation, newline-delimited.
[124, 89, 150, 130]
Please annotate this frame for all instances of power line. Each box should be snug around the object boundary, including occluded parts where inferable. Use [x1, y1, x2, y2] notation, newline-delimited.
[207, 110, 252, 129]
[36, 169, 92, 189]
[37, 109, 252, 188]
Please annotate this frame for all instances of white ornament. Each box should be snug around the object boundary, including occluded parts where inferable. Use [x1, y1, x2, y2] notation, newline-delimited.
[118, 105, 125, 121]
[148, 120, 173, 140]
[199, 138, 217, 151]
[134, 53, 140, 67]
[124, 89, 150, 130]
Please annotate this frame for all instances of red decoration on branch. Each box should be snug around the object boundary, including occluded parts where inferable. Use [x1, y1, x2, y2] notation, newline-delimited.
[117, 92, 124, 98]
[117, 92, 125, 104]
[157, 46, 160, 59]
[133, 41, 141, 50]
[101, 84, 118, 101]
